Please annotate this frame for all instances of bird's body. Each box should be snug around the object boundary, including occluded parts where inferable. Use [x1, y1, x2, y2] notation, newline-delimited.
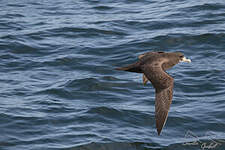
[116, 51, 191, 135]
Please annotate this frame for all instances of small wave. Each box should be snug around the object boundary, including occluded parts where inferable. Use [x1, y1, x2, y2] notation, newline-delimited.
[64, 77, 136, 92]
[70, 141, 163, 150]
[181, 3, 225, 12]
[1, 13, 25, 19]
[36, 88, 73, 99]
[0, 53, 19, 60]
[47, 27, 128, 38]
[92, 5, 115, 11]
[7, 3, 26, 8]
[86, 106, 154, 127]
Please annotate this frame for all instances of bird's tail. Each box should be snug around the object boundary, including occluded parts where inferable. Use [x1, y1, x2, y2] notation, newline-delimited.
[115, 62, 143, 73]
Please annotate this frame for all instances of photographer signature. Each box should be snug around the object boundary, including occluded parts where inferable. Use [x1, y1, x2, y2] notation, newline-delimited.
[182, 130, 225, 150]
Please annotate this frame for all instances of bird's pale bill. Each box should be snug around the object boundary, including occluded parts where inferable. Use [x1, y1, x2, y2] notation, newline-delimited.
[180, 57, 191, 63]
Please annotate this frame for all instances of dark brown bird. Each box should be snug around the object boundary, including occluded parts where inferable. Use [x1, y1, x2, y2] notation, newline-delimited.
[116, 51, 191, 135]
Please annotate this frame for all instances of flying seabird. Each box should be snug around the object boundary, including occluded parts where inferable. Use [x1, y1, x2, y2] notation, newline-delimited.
[116, 51, 191, 135]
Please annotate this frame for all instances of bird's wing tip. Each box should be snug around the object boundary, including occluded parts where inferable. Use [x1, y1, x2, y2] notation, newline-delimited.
[157, 130, 161, 135]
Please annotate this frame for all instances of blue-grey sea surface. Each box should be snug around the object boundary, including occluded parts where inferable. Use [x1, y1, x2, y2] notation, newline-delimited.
[1, 0, 225, 150]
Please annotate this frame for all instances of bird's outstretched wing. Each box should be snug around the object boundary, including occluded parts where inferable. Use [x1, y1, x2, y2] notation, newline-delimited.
[143, 62, 174, 135]
[155, 84, 173, 135]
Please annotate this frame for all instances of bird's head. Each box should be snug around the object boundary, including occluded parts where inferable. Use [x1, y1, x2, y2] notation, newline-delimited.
[174, 52, 191, 63]
[161, 52, 191, 70]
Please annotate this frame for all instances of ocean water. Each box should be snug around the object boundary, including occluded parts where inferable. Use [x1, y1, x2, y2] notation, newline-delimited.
[1, 0, 225, 150]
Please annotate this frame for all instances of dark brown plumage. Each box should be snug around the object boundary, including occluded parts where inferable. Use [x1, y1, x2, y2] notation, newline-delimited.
[116, 51, 191, 135]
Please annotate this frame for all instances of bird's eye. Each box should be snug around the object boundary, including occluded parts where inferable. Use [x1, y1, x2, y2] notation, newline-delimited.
[179, 55, 184, 58]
